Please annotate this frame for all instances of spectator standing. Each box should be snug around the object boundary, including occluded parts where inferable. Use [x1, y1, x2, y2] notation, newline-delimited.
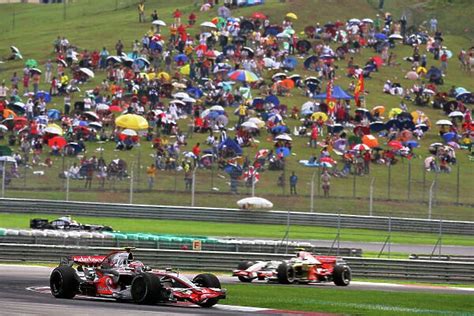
[146, 163, 157, 190]
[430, 17, 438, 33]
[151, 10, 158, 22]
[289, 171, 298, 195]
[138, 1, 145, 23]
[44, 60, 53, 83]
[84, 165, 93, 189]
[321, 170, 331, 197]
[440, 51, 448, 74]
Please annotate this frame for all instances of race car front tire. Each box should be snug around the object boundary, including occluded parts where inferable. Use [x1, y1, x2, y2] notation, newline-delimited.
[50, 266, 79, 299]
[333, 265, 351, 286]
[277, 262, 295, 284]
[193, 273, 221, 308]
[131, 273, 163, 304]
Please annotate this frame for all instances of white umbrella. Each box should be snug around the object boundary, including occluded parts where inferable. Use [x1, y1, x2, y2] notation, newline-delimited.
[237, 197, 273, 209]
[173, 92, 190, 99]
[96, 103, 109, 111]
[89, 122, 103, 129]
[136, 57, 150, 67]
[348, 18, 361, 24]
[30, 68, 42, 74]
[152, 20, 166, 26]
[448, 111, 464, 118]
[121, 129, 138, 136]
[170, 99, 186, 106]
[241, 121, 258, 130]
[389, 34, 403, 40]
[436, 119, 453, 126]
[0, 156, 16, 163]
[210, 105, 225, 112]
[44, 126, 63, 135]
[353, 144, 371, 151]
[200, 109, 210, 118]
[276, 32, 291, 39]
[106, 56, 121, 63]
[272, 73, 287, 81]
[83, 111, 99, 121]
[423, 89, 435, 95]
[79, 68, 94, 78]
[201, 21, 217, 28]
[362, 18, 374, 24]
[275, 134, 292, 141]
[10, 46, 20, 54]
[182, 97, 196, 103]
[248, 117, 264, 128]
[0, 124, 8, 132]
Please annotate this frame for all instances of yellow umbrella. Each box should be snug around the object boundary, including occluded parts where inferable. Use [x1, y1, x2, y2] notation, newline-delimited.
[44, 123, 63, 136]
[180, 64, 190, 76]
[311, 112, 328, 122]
[388, 108, 402, 118]
[157, 72, 170, 81]
[139, 73, 150, 80]
[147, 72, 156, 80]
[115, 114, 149, 130]
[371, 105, 385, 115]
[286, 12, 298, 20]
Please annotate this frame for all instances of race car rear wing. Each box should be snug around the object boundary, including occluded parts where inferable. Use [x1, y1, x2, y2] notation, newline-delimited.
[60, 255, 107, 267]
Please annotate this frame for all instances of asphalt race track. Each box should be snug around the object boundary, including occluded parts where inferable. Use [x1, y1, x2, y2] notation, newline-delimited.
[1, 265, 472, 316]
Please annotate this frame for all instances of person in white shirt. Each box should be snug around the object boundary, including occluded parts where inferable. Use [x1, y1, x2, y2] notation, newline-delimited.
[0, 82, 9, 98]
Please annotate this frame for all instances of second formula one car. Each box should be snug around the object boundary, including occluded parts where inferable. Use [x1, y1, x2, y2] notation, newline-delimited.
[232, 251, 351, 286]
[50, 248, 225, 307]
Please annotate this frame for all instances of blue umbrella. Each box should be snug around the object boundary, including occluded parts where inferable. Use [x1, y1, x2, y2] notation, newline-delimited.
[271, 125, 289, 134]
[149, 41, 162, 52]
[174, 54, 188, 63]
[252, 97, 264, 107]
[264, 95, 280, 106]
[370, 121, 386, 132]
[404, 140, 419, 148]
[304, 55, 318, 69]
[276, 147, 290, 157]
[327, 124, 344, 134]
[375, 33, 387, 41]
[207, 111, 220, 119]
[282, 57, 297, 70]
[218, 138, 242, 155]
[47, 109, 61, 120]
[442, 132, 457, 142]
[35, 115, 49, 125]
[187, 87, 204, 98]
[385, 119, 401, 130]
[36, 91, 51, 103]
[224, 164, 243, 177]
[400, 120, 415, 130]
[264, 26, 280, 36]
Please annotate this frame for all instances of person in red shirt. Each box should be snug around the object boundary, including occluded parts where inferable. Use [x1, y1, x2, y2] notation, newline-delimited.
[173, 9, 182, 24]
[192, 142, 201, 157]
[310, 125, 318, 148]
[189, 12, 197, 26]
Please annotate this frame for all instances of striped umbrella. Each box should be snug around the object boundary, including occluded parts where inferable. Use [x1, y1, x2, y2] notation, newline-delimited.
[228, 70, 259, 83]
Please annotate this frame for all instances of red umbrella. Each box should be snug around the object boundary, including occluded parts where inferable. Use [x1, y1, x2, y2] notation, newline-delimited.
[48, 136, 67, 149]
[388, 140, 403, 150]
[109, 105, 122, 112]
[353, 144, 370, 151]
[371, 56, 383, 67]
[251, 12, 267, 19]
[320, 157, 336, 164]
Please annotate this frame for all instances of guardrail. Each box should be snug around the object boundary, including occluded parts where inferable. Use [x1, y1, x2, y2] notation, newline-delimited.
[410, 254, 474, 262]
[0, 198, 473, 235]
[1, 244, 473, 283]
[0, 235, 362, 257]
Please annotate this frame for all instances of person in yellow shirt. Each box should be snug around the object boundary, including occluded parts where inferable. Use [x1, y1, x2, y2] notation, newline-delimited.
[146, 163, 157, 190]
[238, 103, 247, 125]
[138, 1, 145, 23]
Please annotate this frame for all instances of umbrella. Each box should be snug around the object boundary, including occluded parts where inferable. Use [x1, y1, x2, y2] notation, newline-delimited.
[48, 136, 67, 149]
[170, 100, 186, 106]
[79, 68, 94, 78]
[89, 122, 103, 130]
[174, 54, 188, 63]
[388, 140, 403, 150]
[370, 121, 386, 132]
[286, 13, 298, 20]
[241, 121, 258, 130]
[276, 147, 290, 157]
[30, 68, 42, 74]
[301, 101, 315, 115]
[442, 132, 457, 142]
[405, 71, 419, 80]
[201, 21, 217, 28]
[327, 124, 344, 134]
[115, 114, 149, 130]
[248, 117, 265, 128]
[448, 111, 464, 118]
[362, 135, 379, 148]
[304, 55, 319, 69]
[371, 105, 385, 115]
[272, 73, 287, 81]
[348, 18, 361, 24]
[255, 149, 270, 159]
[57, 58, 67, 67]
[311, 112, 328, 122]
[152, 20, 166, 26]
[182, 97, 196, 103]
[389, 34, 403, 40]
[276, 32, 291, 39]
[275, 134, 292, 141]
[210, 105, 225, 112]
[374, 33, 387, 41]
[415, 123, 429, 132]
[179, 64, 190, 75]
[96, 104, 110, 111]
[436, 119, 453, 126]
[388, 108, 403, 118]
[44, 124, 63, 136]
[121, 129, 138, 137]
[8, 102, 25, 114]
[404, 140, 419, 148]
[25, 59, 38, 68]
[237, 197, 273, 209]
[109, 105, 122, 112]
[362, 18, 374, 23]
[0, 124, 8, 132]
[47, 109, 61, 120]
[251, 12, 267, 19]
[264, 95, 280, 106]
[83, 111, 99, 121]
[106, 56, 121, 64]
[36, 91, 51, 103]
[10, 46, 20, 54]
[277, 79, 295, 90]
[173, 92, 190, 99]
[353, 144, 370, 151]
[157, 72, 170, 81]
[228, 70, 259, 83]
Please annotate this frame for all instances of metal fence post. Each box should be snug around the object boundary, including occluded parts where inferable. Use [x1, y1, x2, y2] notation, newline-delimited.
[407, 159, 411, 199]
[2, 160, 6, 198]
[251, 174, 255, 197]
[66, 172, 70, 201]
[352, 170, 356, 198]
[310, 172, 316, 212]
[422, 165, 426, 202]
[129, 169, 134, 204]
[369, 177, 375, 216]
[428, 180, 435, 219]
[387, 164, 391, 199]
[456, 163, 460, 204]
[191, 167, 197, 206]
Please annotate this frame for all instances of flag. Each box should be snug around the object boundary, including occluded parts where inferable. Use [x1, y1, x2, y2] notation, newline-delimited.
[354, 73, 364, 105]
[326, 79, 336, 115]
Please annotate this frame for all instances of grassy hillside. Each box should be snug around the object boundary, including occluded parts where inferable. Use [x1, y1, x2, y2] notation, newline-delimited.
[0, 0, 472, 220]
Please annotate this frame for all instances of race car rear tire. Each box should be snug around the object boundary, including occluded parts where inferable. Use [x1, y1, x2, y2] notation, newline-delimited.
[277, 262, 295, 284]
[237, 261, 254, 283]
[131, 273, 163, 304]
[333, 265, 351, 286]
[50, 266, 79, 299]
[193, 273, 221, 308]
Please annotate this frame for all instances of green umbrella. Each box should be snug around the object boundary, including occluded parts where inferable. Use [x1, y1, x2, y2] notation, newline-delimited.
[0, 146, 13, 157]
[25, 59, 38, 68]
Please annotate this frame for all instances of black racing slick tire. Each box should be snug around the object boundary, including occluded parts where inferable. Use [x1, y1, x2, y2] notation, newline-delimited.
[333, 265, 352, 286]
[50, 266, 79, 299]
[277, 262, 295, 284]
[193, 273, 221, 308]
[131, 273, 163, 304]
[237, 261, 254, 283]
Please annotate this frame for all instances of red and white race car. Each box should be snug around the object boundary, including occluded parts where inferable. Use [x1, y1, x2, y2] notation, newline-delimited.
[50, 248, 226, 307]
[232, 251, 351, 286]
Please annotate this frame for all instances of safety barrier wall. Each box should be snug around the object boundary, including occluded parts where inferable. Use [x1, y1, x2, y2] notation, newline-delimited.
[1, 243, 473, 283]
